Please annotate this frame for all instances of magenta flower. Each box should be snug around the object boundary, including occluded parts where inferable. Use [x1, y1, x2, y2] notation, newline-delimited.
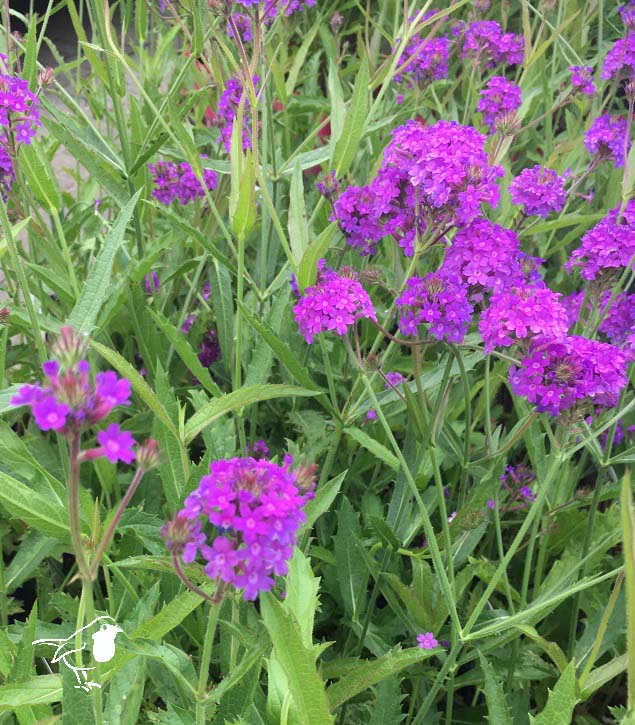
[394, 34, 450, 86]
[149, 160, 217, 205]
[601, 34, 635, 81]
[172, 455, 316, 601]
[96, 423, 136, 464]
[384, 371, 404, 388]
[293, 269, 376, 344]
[0, 59, 41, 146]
[569, 65, 595, 95]
[509, 165, 566, 218]
[479, 285, 569, 351]
[417, 632, 439, 650]
[476, 76, 522, 132]
[461, 20, 524, 68]
[584, 115, 630, 167]
[32, 397, 69, 432]
[216, 75, 260, 153]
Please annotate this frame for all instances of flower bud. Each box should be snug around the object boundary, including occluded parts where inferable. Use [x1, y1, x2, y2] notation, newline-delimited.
[51, 326, 88, 370]
[329, 12, 343, 35]
[38, 67, 55, 88]
[136, 438, 160, 471]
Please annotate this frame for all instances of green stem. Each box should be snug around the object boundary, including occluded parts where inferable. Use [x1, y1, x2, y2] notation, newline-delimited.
[68, 433, 90, 580]
[196, 601, 221, 725]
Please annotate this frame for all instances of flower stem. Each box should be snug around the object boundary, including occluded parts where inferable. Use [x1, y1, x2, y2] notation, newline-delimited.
[88, 467, 145, 580]
[196, 601, 220, 725]
[68, 433, 90, 581]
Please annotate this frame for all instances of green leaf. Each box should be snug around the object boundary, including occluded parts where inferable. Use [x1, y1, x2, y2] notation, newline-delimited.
[300, 471, 346, 534]
[288, 161, 309, 267]
[334, 497, 368, 619]
[5, 531, 60, 593]
[229, 117, 256, 239]
[184, 385, 319, 444]
[332, 57, 369, 175]
[327, 61, 346, 149]
[260, 593, 334, 725]
[580, 654, 628, 699]
[297, 222, 337, 292]
[68, 191, 141, 334]
[244, 290, 290, 388]
[283, 549, 320, 649]
[91, 341, 178, 439]
[18, 144, 60, 213]
[478, 653, 512, 725]
[529, 662, 578, 724]
[367, 676, 405, 724]
[151, 308, 221, 397]
[0, 675, 62, 711]
[344, 427, 399, 471]
[9, 601, 37, 684]
[209, 259, 235, 376]
[326, 647, 429, 710]
[0, 471, 69, 540]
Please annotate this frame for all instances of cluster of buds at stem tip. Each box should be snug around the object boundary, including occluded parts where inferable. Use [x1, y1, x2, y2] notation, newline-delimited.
[38, 67, 55, 88]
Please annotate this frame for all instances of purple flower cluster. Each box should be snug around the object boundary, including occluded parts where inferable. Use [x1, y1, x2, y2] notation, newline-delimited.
[216, 75, 259, 152]
[0, 64, 41, 145]
[395, 272, 473, 343]
[293, 269, 377, 343]
[599, 293, 635, 349]
[566, 201, 635, 280]
[479, 285, 569, 352]
[622, 1, 635, 28]
[601, 34, 635, 81]
[443, 219, 523, 298]
[175, 455, 315, 600]
[509, 336, 628, 415]
[488, 464, 536, 511]
[461, 20, 524, 68]
[149, 161, 218, 205]
[584, 115, 630, 167]
[198, 329, 221, 368]
[382, 119, 504, 225]
[476, 76, 522, 132]
[509, 165, 566, 218]
[384, 371, 404, 388]
[569, 65, 596, 95]
[0, 144, 13, 200]
[394, 36, 450, 86]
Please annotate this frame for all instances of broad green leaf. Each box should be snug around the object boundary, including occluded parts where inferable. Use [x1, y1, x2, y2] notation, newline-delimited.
[184, 385, 319, 444]
[288, 161, 309, 266]
[297, 222, 337, 291]
[151, 309, 222, 398]
[580, 654, 628, 699]
[332, 57, 369, 175]
[260, 593, 333, 725]
[9, 601, 37, 685]
[367, 676, 405, 725]
[68, 190, 141, 334]
[344, 427, 399, 471]
[529, 662, 578, 724]
[285, 24, 321, 96]
[478, 653, 512, 725]
[209, 259, 235, 376]
[283, 549, 320, 649]
[19, 144, 60, 212]
[327, 647, 429, 710]
[0, 471, 69, 540]
[513, 625, 567, 673]
[334, 497, 368, 619]
[105, 656, 146, 725]
[62, 662, 96, 725]
[327, 60, 346, 149]
[300, 471, 346, 534]
[244, 289, 290, 388]
[5, 531, 60, 592]
[0, 675, 62, 711]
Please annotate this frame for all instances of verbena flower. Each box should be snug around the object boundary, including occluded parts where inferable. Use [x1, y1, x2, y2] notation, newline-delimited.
[382, 119, 504, 225]
[569, 65, 596, 95]
[216, 75, 259, 152]
[509, 336, 628, 415]
[599, 292, 635, 349]
[0, 144, 14, 199]
[12, 348, 131, 436]
[396, 272, 473, 343]
[584, 114, 630, 167]
[621, 1, 635, 29]
[417, 632, 439, 650]
[479, 285, 569, 351]
[508, 165, 566, 218]
[476, 76, 522, 132]
[0, 57, 41, 146]
[96, 423, 136, 464]
[149, 160, 218, 205]
[565, 200, 635, 280]
[198, 329, 221, 367]
[293, 269, 377, 344]
[443, 219, 523, 297]
[174, 455, 315, 600]
[601, 34, 635, 81]
[385, 371, 404, 388]
[461, 20, 524, 68]
[394, 35, 450, 86]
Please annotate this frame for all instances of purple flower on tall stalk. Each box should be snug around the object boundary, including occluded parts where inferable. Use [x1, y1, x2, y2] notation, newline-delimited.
[396, 272, 473, 343]
[167, 455, 316, 601]
[461, 20, 524, 68]
[601, 33, 635, 81]
[599, 293, 635, 349]
[584, 115, 630, 167]
[509, 165, 566, 218]
[394, 35, 450, 86]
[476, 76, 522, 132]
[565, 200, 635, 280]
[0, 56, 41, 146]
[149, 160, 217, 205]
[569, 65, 595, 95]
[479, 285, 569, 351]
[11, 327, 132, 435]
[293, 268, 376, 344]
[509, 336, 628, 415]
[216, 75, 260, 152]
[384, 371, 404, 388]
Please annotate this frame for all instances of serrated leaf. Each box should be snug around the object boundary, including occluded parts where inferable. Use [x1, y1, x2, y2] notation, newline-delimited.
[68, 190, 141, 334]
[0, 675, 62, 711]
[5, 530, 60, 592]
[0, 471, 69, 540]
[529, 662, 578, 724]
[344, 427, 399, 471]
[261, 593, 333, 725]
[367, 676, 405, 724]
[283, 549, 320, 649]
[184, 385, 319, 444]
[19, 144, 60, 212]
[478, 653, 512, 725]
[334, 498, 368, 619]
[327, 647, 429, 710]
